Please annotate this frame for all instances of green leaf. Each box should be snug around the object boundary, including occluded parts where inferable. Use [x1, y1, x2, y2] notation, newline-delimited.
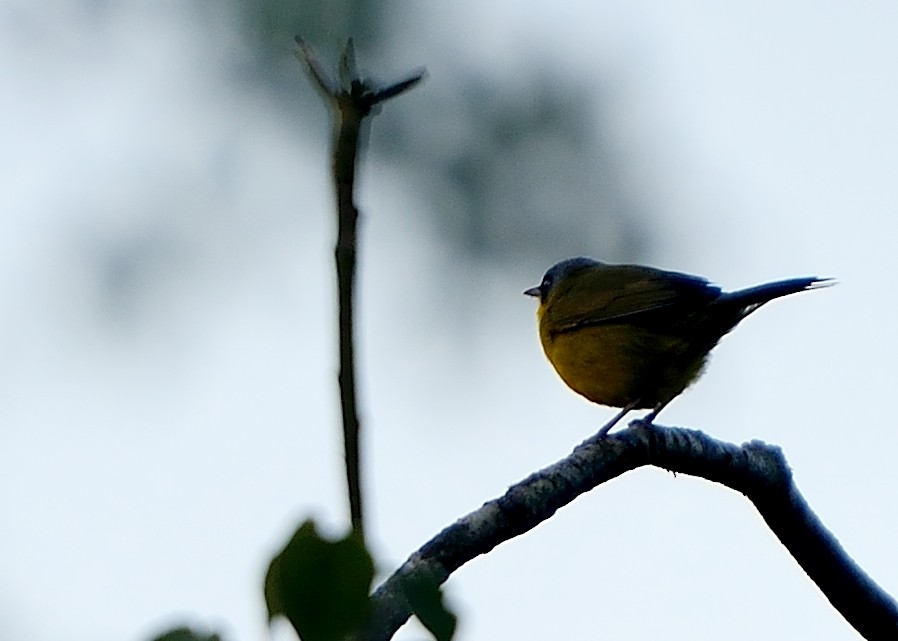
[264, 519, 375, 641]
[399, 569, 457, 641]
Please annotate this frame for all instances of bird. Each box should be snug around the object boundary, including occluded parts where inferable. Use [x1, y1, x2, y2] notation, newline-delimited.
[524, 257, 832, 438]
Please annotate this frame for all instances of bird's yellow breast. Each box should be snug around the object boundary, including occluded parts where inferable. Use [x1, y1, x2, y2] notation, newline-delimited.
[537, 304, 709, 409]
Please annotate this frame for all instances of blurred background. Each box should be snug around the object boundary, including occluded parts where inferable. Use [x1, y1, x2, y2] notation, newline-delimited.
[1, 0, 896, 640]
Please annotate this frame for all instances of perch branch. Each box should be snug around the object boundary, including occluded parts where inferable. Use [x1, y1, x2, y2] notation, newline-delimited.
[361, 421, 898, 641]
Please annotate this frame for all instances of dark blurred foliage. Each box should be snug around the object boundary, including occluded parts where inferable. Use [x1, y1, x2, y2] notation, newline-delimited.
[235, 0, 383, 62]
[226, 0, 651, 266]
[147, 625, 221, 641]
[374, 70, 649, 265]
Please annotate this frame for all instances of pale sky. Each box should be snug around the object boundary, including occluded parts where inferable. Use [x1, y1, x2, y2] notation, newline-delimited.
[1, 1, 897, 641]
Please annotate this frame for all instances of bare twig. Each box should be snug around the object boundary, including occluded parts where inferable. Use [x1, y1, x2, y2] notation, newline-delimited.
[294, 38, 425, 542]
[361, 421, 898, 641]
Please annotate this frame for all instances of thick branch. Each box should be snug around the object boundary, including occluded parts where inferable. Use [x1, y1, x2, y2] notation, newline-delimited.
[361, 422, 898, 641]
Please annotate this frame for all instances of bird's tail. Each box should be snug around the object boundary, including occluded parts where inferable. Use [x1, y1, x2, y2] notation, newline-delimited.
[722, 277, 834, 315]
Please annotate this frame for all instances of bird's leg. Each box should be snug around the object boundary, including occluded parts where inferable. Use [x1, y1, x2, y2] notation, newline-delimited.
[640, 396, 674, 425]
[594, 400, 641, 439]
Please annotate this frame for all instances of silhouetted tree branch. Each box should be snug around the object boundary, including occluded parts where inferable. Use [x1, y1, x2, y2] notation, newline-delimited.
[360, 421, 898, 641]
[295, 38, 425, 542]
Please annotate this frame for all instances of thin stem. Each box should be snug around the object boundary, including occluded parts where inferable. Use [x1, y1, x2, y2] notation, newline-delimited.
[333, 103, 363, 538]
[295, 38, 425, 542]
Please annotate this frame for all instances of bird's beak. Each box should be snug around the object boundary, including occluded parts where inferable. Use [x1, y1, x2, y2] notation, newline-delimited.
[523, 286, 541, 297]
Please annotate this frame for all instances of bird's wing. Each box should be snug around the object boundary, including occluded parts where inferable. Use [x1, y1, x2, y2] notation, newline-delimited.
[547, 266, 722, 333]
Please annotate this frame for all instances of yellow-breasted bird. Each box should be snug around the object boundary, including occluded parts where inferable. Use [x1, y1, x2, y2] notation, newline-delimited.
[524, 257, 832, 437]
